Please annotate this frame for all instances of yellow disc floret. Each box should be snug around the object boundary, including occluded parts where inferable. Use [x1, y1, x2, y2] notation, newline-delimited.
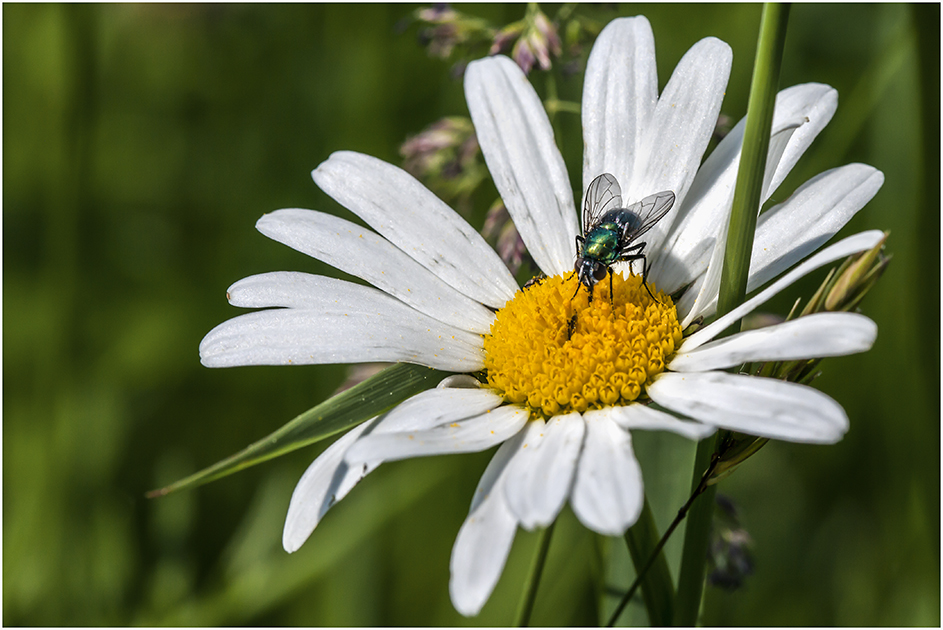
[483, 272, 683, 418]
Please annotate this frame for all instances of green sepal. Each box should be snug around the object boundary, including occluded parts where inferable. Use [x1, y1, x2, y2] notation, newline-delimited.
[825, 231, 889, 310]
[147, 363, 451, 498]
[708, 433, 770, 484]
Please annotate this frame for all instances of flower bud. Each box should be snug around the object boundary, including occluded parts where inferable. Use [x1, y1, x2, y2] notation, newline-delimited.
[490, 7, 561, 74]
[825, 231, 890, 311]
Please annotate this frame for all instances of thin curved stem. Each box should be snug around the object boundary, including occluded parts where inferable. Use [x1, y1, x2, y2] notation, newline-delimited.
[671, 437, 720, 625]
[607, 450, 723, 627]
[622, 499, 675, 626]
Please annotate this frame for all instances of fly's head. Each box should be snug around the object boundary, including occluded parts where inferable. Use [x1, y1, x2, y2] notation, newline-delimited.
[574, 255, 607, 298]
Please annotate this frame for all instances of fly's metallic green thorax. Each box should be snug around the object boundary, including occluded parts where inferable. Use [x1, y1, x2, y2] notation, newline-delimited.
[573, 173, 676, 305]
[582, 221, 622, 264]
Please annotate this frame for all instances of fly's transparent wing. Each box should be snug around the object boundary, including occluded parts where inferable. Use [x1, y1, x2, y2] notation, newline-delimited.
[582, 173, 623, 235]
[622, 191, 675, 242]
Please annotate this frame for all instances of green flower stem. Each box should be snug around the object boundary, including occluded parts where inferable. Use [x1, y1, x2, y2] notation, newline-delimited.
[718, 2, 791, 320]
[619, 499, 675, 626]
[545, 70, 560, 120]
[545, 73, 566, 153]
[673, 4, 791, 626]
[545, 99, 581, 116]
[608, 454, 724, 627]
[515, 520, 556, 626]
[671, 438, 719, 626]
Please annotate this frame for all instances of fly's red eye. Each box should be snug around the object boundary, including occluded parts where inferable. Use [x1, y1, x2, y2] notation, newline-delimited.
[593, 264, 607, 281]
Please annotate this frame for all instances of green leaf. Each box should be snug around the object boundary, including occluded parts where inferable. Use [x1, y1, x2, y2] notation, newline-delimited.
[146, 363, 451, 498]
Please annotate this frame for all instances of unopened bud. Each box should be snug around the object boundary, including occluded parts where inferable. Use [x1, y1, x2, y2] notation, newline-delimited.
[825, 231, 890, 311]
[412, 4, 495, 66]
[490, 21, 525, 56]
[512, 37, 539, 74]
[421, 23, 461, 59]
[490, 7, 560, 74]
[417, 4, 457, 23]
[400, 117, 476, 180]
[532, 11, 562, 68]
[400, 117, 484, 212]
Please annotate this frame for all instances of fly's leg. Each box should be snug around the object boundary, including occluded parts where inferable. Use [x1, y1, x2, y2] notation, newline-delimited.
[617, 241, 661, 304]
[608, 267, 614, 306]
[572, 236, 588, 302]
[566, 268, 581, 340]
[571, 277, 594, 303]
[623, 253, 659, 303]
[622, 254, 658, 303]
[640, 254, 660, 303]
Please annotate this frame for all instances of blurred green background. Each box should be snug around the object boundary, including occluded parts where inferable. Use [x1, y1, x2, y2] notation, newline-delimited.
[4, 3, 939, 626]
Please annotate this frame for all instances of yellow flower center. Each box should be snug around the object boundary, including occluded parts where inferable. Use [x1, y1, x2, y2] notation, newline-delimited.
[483, 272, 682, 418]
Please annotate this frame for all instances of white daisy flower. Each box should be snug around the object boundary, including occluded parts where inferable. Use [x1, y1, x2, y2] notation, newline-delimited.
[199, 16, 883, 617]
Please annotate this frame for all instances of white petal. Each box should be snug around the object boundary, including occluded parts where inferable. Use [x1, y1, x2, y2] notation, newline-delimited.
[682, 230, 885, 351]
[762, 83, 838, 200]
[503, 413, 585, 530]
[760, 115, 805, 213]
[675, 209, 730, 328]
[199, 277, 484, 372]
[450, 436, 523, 617]
[679, 165, 882, 326]
[658, 119, 802, 315]
[343, 405, 529, 464]
[652, 84, 836, 296]
[284, 387, 505, 554]
[671, 312, 877, 372]
[437, 374, 483, 389]
[607, 403, 717, 441]
[282, 420, 377, 553]
[673, 115, 786, 328]
[749, 164, 885, 291]
[370, 387, 506, 434]
[628, 37, 732, 253]
[582, 16, 657, 195]
[254, 209, 495, 333]
[465, 56, 579, 276]
[570, 409, 644, 536]
[225, 271, 342, 309]
[648, 371, 848, 444]
[648, 131, 736, 293]
[312, 151, 518, 308]
[468, 422, 523, 513]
